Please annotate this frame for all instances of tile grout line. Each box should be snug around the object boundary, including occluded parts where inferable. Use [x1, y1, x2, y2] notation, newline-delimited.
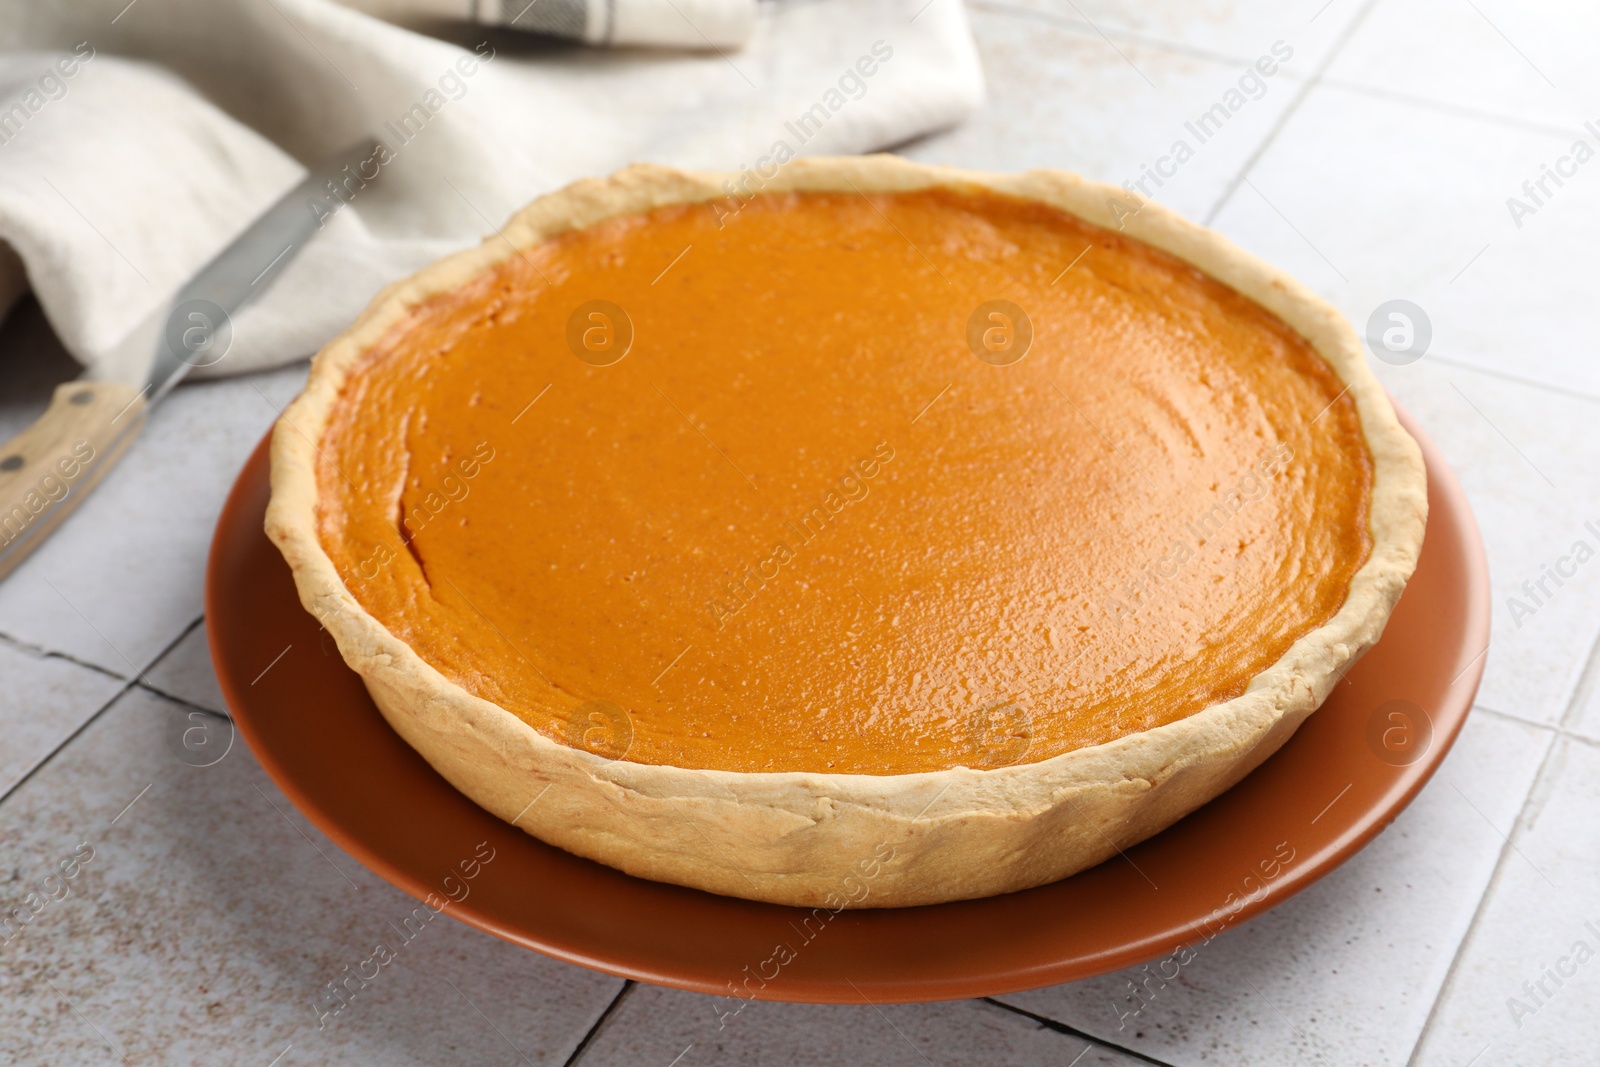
[132, 681, 229, 722]
[974, 0, 1592, 146]
[982, 997, 1181, 1067]
[0, 628, 128, 683]
[1404, 732, 1557, 1067]
[1316, 75, 1588, 141]
[0, 676, 140, 812]
[1419, 352, 1600, 410]
[1557, 621, 1600, 733]
[0, 614, 203, 811]
[1202, 0, 1384, 226]
[1471, 703, 1600, 748]
[1406, 621, 1600, 1064]
[970, 0, 1275, 69]
[560, 981, 635, 1067]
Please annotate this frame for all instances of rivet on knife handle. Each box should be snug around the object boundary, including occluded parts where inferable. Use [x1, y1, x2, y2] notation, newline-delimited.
[0, 381, 147, 580]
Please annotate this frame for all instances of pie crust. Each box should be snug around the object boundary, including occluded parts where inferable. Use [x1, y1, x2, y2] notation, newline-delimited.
[266, 156, 1427, 908]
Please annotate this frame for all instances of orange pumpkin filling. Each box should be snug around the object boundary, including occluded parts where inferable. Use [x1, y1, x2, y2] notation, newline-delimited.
[314, 185, 1372, 775]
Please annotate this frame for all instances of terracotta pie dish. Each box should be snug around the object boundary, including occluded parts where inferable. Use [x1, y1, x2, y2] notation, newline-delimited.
[265, 156, 1427, 909]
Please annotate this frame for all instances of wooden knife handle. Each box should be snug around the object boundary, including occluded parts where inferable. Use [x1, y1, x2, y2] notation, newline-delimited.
[0, 380, 147, 581]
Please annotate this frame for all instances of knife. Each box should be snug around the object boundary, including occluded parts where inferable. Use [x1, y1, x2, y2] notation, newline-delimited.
[0, 139, 380, 581]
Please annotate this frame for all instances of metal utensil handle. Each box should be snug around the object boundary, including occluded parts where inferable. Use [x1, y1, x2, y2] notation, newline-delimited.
[0, 137, 380, 582]
[143, 138, 381, 405]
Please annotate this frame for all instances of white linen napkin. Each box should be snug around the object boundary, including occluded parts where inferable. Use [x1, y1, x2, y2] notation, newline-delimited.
[0, 0, 982, 383]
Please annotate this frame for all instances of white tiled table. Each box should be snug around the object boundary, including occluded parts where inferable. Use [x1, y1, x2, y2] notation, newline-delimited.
[4, 1, 1598, 1063]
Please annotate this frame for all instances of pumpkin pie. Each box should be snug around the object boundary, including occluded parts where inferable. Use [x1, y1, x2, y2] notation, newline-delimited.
[266, 156, 1427, 908]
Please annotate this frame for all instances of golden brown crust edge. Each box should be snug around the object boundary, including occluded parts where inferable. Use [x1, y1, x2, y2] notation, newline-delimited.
[264, 156, 1428, 908]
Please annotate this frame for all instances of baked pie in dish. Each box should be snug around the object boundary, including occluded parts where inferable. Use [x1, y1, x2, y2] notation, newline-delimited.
[266, 156, 1426, 908]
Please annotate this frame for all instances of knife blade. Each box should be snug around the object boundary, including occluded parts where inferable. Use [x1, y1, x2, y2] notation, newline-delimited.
[0, 138, 381, 581]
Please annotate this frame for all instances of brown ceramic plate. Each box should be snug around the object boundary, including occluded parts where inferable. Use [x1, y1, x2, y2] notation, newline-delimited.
[207, 404, 1487, 1004]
